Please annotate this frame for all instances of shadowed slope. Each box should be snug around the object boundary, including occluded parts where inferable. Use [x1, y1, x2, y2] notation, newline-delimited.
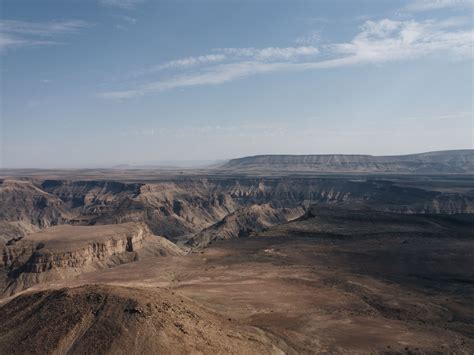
[187, 203, 304, 248]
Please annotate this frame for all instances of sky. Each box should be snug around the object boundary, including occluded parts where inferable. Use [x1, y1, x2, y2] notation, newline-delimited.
[0, 0, 473, 168]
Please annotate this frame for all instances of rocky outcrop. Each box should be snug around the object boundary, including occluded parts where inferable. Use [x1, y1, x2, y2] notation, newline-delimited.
[0, 223, 182, 296]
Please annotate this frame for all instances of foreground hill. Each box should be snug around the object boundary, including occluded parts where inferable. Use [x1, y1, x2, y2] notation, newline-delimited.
[0, 285, 283, 354]
[220, 150, 474, 174]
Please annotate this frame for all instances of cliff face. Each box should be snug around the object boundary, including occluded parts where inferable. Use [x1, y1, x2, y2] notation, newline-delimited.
[2, 230, 142, 272]
[220, 150, 474, 174]
[0, 223, 182, 296]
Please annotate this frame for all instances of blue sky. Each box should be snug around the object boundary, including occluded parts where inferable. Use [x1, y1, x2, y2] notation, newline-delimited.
[0, 0, 473, 168]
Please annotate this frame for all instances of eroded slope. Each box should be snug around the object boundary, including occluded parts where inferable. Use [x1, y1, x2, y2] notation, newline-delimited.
[0, 285, 286, 355]
[187, 203, 304, 248]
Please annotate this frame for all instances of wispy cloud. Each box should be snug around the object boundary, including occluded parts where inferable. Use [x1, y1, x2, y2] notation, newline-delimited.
[0, 20, 90, 51]
[129, 46, 317, 78]
[99, 0, 144, 10]
[113, 14, 138, 30]
[98, 18, 473, 99]
[153, 54, 227, 71]
[121, 122, 290, 138]
[295, 31, 322, 45]
[404, 111, 473, 120]
[0, 33, 54, 50]
[404, 0, 473, 12]
[216, 46, 319, 61]
[113, 15, 138, 24]
[0, 20, 89, 36]
[326, 18, 473, 65]
[100, 61, 289, 99]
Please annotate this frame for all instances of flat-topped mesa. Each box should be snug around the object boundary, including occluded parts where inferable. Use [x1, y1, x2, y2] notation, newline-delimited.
[0, 223, 182, 296]
[220, 150, 474, 173]
[14, 232, 143, 274]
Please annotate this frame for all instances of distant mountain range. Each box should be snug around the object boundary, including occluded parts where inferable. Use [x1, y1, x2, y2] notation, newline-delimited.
[219, 150, 474, 174]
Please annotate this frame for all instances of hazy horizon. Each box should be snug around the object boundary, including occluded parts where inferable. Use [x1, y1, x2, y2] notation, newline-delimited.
[0, 148, 472, 170]
[1, 0, 473, 168]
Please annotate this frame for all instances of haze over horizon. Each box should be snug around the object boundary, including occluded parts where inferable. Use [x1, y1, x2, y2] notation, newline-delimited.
[1, 0, 473, 168]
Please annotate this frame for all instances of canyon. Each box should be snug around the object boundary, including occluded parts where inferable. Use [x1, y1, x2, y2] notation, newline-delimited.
[0, 150, 473, 354]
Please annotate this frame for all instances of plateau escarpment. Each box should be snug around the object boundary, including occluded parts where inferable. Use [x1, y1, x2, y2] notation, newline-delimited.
[0, 223, 182, 296]
[221, 150, 474, 174]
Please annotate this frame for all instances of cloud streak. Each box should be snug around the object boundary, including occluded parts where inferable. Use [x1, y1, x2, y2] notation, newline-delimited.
[153, 54, 227, 71]
[121, 122, 292, 139]
[0, 20, 90, 51]
[0, 20, 89, 36]
[99, 0, 144, 9]
[113, 15, 138, 24]
[404, 0, 473, 12]
[295, 31, 322, 45]
[134, 46, 318, 76]
[100, 61, 289, 99]
[216, 46, 319, 61]
[98, 18, 473, 99]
